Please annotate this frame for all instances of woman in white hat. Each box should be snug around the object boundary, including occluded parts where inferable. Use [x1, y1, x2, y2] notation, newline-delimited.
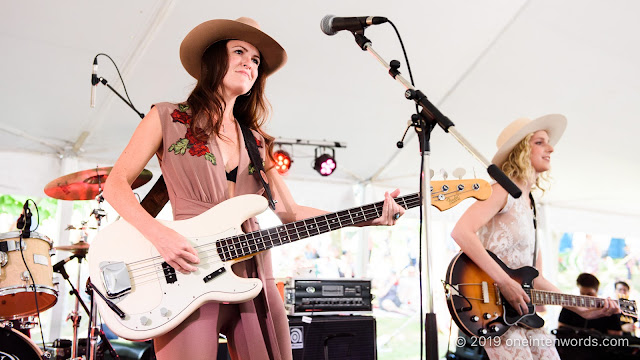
[103, 17, 404, 360]
[451, 116, 619, 359]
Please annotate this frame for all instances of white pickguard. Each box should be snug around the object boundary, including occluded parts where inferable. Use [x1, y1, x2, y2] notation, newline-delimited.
[87, 195, 267, 340]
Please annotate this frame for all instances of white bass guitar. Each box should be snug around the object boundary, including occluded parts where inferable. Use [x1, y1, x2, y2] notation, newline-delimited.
[87, 179, 490, 340]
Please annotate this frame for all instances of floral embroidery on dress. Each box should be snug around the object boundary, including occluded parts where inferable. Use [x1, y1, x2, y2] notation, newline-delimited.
[477, 194, 535, 269]
[167, 105, 216, 165]
[248, 160, 265, 175]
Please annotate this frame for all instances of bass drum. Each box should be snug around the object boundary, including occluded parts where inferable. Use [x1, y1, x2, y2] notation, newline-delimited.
[0, 325, 43, 360]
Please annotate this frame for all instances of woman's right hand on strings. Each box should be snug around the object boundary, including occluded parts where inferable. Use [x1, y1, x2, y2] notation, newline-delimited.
[497, 277, 531, 316]
[147, 224, 200, 274]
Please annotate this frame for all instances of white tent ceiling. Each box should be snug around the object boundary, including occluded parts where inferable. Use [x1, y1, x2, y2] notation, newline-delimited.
[1, 0, 639, 220]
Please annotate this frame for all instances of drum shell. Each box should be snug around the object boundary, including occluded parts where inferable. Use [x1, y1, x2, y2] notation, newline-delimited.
[0, 231, 58, 319]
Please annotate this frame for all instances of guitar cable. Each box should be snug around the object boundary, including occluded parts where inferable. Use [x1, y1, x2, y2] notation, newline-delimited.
[442, 280, 473, 313]
[18, 199, 48, 354]
[380, 19, 424, 358]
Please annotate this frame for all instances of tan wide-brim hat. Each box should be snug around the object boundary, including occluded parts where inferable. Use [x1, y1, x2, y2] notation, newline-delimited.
[180, 17, 287, 80]
[492, 114, 567, 168]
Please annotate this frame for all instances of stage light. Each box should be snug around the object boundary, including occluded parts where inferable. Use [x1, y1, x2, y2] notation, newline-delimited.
[273, 149, 292, 175]
[313, 148, 337, 176]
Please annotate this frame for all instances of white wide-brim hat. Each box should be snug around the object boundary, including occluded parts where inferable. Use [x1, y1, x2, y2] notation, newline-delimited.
[492, 114, 567, 167]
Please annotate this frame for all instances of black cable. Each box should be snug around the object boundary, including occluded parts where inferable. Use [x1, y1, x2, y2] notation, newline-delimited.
[18, 199, 46, 353]
[387, 20, 419, 115]
[94, 53, 144, 115]
[387, 20, 430, 359]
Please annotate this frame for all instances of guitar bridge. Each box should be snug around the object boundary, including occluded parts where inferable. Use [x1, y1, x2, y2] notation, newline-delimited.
[494, 283, 502, 305]
[100, 261, 132, 298]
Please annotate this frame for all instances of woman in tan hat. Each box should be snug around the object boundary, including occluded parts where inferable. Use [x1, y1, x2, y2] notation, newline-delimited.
[103, 17, 404, 360]
[451, 116, 619, 359]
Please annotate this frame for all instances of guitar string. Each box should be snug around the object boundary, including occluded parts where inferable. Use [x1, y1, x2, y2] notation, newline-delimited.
[124, 196, 420, 271]
[125, 194, 418, 267]
[123, 197, 426, 283]
[125, 195, 429, 288]
[526, 288, 611, 307]
[125, 191, 484, 284]
[124, 187, 478, 270]
[124, 198, 422, 282]
[119, 187, 482, 284]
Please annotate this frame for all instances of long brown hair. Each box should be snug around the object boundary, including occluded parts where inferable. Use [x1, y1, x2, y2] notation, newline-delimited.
[185, 40, 276, 162]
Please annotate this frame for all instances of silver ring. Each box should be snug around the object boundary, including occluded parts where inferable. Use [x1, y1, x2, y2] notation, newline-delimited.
[393, 212, 401, 220]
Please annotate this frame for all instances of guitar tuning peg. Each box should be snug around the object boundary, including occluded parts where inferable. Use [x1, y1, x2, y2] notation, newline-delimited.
[440, 169, 448, 180]
[452, 168, 466, 180]
[429, 169, 435, 179]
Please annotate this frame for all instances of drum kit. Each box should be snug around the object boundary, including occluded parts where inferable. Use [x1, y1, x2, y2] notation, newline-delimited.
[0, 167, 152, 360]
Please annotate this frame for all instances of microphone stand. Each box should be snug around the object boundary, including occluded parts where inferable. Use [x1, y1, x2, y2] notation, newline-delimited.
[96, 77, 145, 119]
[348, 31, 522, 360]
[53, 256, 119, 359]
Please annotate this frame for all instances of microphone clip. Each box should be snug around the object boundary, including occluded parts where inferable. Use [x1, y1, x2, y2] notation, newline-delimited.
[18, 201, 32, 239]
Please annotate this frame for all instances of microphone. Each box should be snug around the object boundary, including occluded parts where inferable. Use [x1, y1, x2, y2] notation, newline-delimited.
[53, 255, 76, 274]
[90, 57, 99, 107]
[321, 15, 388, 36]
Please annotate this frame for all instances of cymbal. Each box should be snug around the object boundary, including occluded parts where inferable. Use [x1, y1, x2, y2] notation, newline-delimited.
[64, 224, 97, 231]
[44, 167, 152, 200]
[55, 241, 90, 255]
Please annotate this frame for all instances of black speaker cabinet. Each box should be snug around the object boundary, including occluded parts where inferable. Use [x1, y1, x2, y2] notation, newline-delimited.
[288, 315, 376, 360]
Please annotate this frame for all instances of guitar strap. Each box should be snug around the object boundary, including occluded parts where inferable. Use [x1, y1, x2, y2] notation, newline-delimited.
[238, 122, 277, 210]
[530, 192, 538, 268]
[140, 120, 277, 216]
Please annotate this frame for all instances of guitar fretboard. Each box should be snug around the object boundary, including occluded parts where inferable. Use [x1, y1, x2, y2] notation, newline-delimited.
[216, 193, 421, 261]
[527, 289, 636, 317]
[529, 289, 607, 308]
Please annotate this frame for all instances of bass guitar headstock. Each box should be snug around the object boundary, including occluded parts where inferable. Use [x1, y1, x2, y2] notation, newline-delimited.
[430, 169, 492, 211]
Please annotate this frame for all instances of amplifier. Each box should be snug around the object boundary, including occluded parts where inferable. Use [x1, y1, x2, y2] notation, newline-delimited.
[288, 315, 377, 360]
[284, 278, 372, 315]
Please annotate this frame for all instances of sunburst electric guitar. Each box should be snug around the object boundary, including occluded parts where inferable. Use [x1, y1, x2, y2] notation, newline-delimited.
[88, 179, 490, 340]
[445, 251, 638, 338]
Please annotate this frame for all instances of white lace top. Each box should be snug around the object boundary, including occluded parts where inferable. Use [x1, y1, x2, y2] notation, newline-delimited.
[477, 193, 536, 269]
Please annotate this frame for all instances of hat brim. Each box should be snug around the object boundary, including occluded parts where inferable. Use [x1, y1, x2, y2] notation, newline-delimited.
[491, 114, 567, 168]
[180, 19, 287, 80]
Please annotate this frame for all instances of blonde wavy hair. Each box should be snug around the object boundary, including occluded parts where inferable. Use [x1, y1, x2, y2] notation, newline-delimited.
[501, 133, 551, 192]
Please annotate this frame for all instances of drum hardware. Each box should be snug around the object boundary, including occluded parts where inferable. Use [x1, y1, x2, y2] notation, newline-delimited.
[54, 252, 89, 359]
[53, 255, 120, 359]
[65, 223, 98, 231]
[0, 239, 27, 252]
[91, 191, 108, 227]
[86, 280, 120, 360]
[2, 316, 40, 330]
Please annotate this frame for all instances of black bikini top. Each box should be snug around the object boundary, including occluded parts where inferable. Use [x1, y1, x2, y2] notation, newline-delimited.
[226, 166, 238, 183]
